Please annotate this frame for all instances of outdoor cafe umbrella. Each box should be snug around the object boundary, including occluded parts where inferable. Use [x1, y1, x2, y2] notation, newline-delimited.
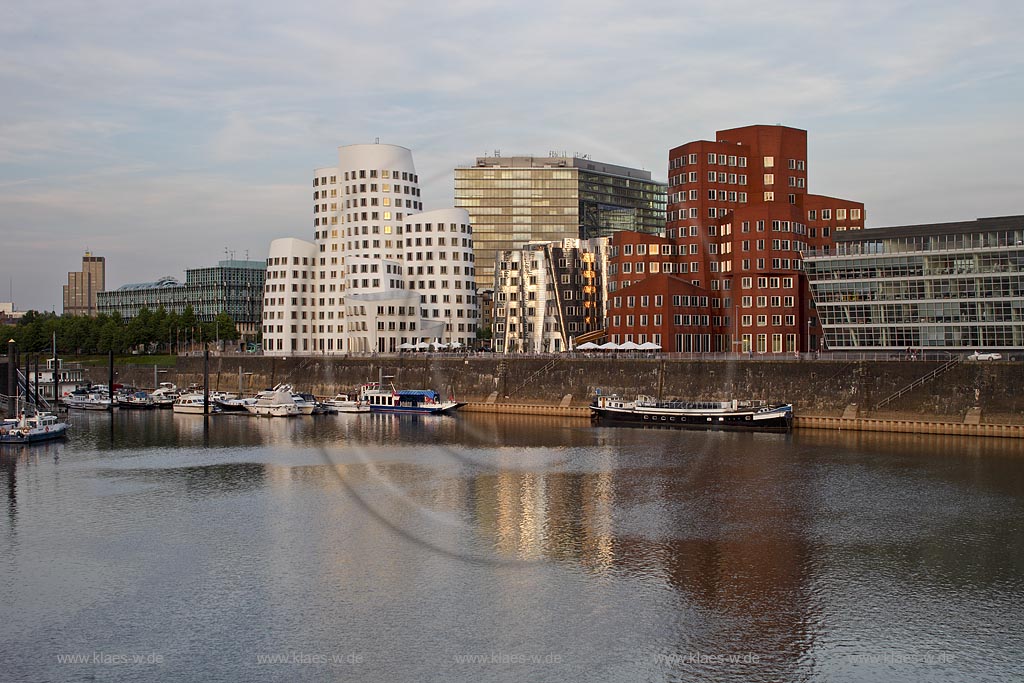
[598, 342, 619, 351]
[576, 342, 600, 350]
[618, 340, 641, 351]
[638, 341, 662, 351]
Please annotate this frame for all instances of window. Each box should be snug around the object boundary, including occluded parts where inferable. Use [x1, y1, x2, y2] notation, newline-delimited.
[764, 174, 774, 185]
[764, 192, 774, 201]
[763, 156, 774, 167]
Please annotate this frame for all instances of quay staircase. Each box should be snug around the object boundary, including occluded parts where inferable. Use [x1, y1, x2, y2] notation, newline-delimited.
[874, 356, 962, 410]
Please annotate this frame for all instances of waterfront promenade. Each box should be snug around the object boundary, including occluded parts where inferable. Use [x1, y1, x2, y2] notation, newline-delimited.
[80, 353, 1024, 438]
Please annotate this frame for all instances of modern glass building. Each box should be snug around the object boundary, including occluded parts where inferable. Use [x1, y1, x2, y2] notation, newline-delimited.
[455, 154, 666, 294]
[97, 260, 266, 339]
[805, 215, 1024, 351]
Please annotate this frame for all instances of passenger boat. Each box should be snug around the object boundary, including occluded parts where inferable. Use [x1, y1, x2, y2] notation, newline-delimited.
[323, 393, 370, 413]
[0, 412, 70, 444]
[244, 388, 300, 417]
[358, 381, 464, 415]
[172, 394, 212, 414]
[591, 394, 793, 432]
[63, 388, 112, 411]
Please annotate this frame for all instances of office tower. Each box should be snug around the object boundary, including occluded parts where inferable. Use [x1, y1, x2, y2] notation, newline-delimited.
[63, 251, 105, 316]
[455, 153, 666, 295]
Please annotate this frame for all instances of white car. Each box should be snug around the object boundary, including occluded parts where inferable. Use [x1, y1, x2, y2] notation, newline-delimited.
[967, 351, 1003, 361]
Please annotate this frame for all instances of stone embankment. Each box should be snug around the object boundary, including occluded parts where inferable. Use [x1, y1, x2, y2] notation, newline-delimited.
[83, 355, 1024, 438]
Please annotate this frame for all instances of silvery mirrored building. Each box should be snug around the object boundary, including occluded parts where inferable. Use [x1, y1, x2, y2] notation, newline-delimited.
[805, 216, 1024, 351]
[491, 238, 608, 353]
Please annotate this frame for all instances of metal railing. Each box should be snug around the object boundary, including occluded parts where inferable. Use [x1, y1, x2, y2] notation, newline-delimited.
[875, 356, 963, 409]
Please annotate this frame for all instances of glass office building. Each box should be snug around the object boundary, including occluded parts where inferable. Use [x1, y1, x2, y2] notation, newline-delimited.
[455, 154, 665, 293]
[805, 215, 1024, 351]
[97, 260, 266, 340]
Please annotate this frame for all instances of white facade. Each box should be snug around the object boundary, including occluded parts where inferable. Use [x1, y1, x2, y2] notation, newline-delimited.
[262, 238, 317, 354]
[264, 143, 478, 355]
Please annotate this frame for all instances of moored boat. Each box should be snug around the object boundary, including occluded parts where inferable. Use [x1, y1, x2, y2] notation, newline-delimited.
[244, 388, 300, 417]
[0, 412, 70, 445]
[63, 389, 112, 411]
[150, 383, 180, 408]
[214, 396, 257, 413]
[358, 381, 464, 415]
[172, 394, 212, 414]
[323, 393, 370, 413]
[591, 394, 793, 432]
[119, 391, 155, 409]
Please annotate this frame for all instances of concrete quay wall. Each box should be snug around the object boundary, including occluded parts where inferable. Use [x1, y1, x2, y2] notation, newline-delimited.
[90, 356, 1024, 423]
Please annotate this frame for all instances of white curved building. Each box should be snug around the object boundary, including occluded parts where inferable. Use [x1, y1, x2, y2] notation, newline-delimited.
[262, 238, 317, 354]
[264, 143, 477, 355]
[403, 208, 478, 349]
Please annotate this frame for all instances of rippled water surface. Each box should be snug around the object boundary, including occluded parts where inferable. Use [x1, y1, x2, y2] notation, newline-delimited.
[2, 410, 1023, 682]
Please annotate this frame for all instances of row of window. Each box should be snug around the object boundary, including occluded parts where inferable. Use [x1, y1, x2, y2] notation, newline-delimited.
[671, 153, 750, 168]
[313, 169, 419, 185]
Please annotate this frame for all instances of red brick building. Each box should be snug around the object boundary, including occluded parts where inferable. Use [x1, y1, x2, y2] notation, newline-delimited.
[607, 125, 864, 353]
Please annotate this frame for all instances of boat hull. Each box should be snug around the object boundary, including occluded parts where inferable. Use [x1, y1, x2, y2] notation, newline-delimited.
[0, 425, 69, 444]
[245, 405, 299, 417]
[591, 405, 793, 432]
[172, 404, 208, 415]
[64, 400, 111, 411]
[368, 401, 465, 415]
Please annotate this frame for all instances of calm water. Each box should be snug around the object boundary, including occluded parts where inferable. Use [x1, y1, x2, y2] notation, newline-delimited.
[1, 410, 1023, 682]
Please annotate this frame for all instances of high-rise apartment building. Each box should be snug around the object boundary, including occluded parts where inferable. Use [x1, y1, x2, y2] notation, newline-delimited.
[62, 251, 105, 316]
[262, 144, 479, 355]
[607, 125, 864, 353]
[454, 154, 666, 294]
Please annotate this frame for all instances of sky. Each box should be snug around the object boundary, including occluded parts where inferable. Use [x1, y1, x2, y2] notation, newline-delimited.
[2, 0, 1022, 311]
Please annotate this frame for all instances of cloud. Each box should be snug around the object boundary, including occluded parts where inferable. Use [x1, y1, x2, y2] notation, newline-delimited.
[1, 0, 1023, 309]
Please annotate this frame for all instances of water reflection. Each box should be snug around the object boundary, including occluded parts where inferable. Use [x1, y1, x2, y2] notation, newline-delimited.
[2, 411, 1022, 682]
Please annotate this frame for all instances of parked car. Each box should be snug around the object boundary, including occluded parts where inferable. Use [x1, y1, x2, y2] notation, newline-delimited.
[967, 350, 1003, 361]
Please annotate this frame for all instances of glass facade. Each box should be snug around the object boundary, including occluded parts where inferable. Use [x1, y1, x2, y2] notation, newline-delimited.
[455, 156, 665, 294]
[805, 216, 1024, 350]
[97, 260, 266, 338]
